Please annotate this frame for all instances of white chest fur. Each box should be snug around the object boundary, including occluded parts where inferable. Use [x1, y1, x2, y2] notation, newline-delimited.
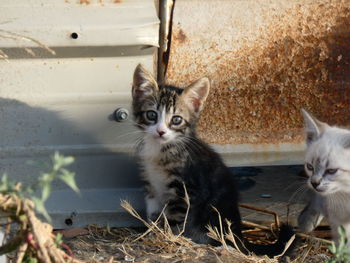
[139, 140, 169, 200]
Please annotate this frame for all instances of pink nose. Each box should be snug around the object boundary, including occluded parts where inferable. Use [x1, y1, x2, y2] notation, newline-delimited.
[157, 130, 165, 137]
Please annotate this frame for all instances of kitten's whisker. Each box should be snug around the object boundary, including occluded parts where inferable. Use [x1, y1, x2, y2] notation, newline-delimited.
[134, 137, 144, 152]
[179, 136, 203, 154]
[175, 141, 193, 164]
[112, 130, 145, 141]
[177, 137, 201, 163]
[283, 180, 307, 192]
[327, 195, 337, 212]
[109, 129, 145, 153]
[288, 184, 309, 205]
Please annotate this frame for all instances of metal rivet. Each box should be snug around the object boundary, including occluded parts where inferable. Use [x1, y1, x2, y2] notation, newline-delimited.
[114, 108, 129, 122]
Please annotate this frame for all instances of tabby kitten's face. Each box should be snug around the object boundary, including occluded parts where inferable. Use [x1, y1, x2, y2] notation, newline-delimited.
[132, 64, 210, 145]
[302, 109, 350, 195]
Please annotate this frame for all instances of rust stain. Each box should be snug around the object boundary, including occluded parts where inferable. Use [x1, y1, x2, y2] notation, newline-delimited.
[79, 0, 91, 4]
[165, 0, 350, 145]
[71, 0, 121, 5]
[173, 29, 187, 43]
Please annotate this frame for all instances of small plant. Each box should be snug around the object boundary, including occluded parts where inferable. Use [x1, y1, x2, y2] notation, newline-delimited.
[327, 226, 350, 263]
[0, 152, 82, 263]
[0, 152, 79, 221]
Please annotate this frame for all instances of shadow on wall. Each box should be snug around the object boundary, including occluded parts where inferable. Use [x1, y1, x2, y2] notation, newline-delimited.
[0, 97, 142, 203]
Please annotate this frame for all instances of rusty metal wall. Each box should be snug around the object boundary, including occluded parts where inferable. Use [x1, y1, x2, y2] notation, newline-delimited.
[165, 0, 350, 165]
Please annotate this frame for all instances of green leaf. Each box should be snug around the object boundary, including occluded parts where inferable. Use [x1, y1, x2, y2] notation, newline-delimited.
[40, 173, 53, 183]
[60, 170, 80, 195]
[41, 183, 51, 202]
[26, 257, 38, 263]
[31, 196, 51, 222]
[53, 152, 75, 171]
[0, 175, 9, 192]
[327, 226, 350, 263]
[61, 156, 75, 167]
[54, 232, 63, 247]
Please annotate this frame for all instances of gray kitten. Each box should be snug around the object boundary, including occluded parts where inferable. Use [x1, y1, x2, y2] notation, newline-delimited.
[298, 109, 350, 243]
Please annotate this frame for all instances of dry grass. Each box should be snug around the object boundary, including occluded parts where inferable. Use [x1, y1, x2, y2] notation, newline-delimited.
[120, 199, 280, 263]
[63, 199, 332, 263]
[0, 190, 329, 262]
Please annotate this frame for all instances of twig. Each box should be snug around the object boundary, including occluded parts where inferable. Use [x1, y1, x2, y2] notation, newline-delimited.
[15, 242, 28, 263]
[240, 204, 280, 228]
[296, 232, 333, 245]
[177, 183, 190, 237]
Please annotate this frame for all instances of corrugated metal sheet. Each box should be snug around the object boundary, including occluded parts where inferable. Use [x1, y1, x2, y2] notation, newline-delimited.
[0, 0, 159, 228]
[165, 0, 350, 166]
[2, 0, 350, 228]
[0, 0, 159, 47]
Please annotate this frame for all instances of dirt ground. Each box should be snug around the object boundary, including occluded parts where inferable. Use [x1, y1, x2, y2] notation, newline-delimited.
[63, 166, 333, 263]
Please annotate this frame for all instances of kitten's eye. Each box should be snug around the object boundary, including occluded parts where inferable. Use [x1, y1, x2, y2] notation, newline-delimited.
[171, 116, 183, 125]
[326, 168, 338, 175]
[306, 163, 314, 171]
[145, 110, 157, 122]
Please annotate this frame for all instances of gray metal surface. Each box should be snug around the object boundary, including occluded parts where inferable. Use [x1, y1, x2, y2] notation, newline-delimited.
[0, 0, 159, 228]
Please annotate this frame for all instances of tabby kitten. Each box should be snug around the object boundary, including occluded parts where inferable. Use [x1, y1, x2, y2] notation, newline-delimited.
[298, 109, 350, 244]
[132, 64, 294, 256]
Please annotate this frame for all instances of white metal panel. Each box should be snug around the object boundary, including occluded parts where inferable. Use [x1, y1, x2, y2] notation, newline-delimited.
[0, 0, 159, 47]
[0, 0, 159, 228]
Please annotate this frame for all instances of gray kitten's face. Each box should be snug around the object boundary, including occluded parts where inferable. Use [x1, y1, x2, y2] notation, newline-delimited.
[131, 64, 210, 145]
[134, 87, 194, 144]
[302, 110, 350, 195]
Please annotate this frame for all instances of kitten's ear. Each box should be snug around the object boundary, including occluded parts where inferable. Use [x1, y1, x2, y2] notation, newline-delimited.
[132, 64, 158, 100]
[183, 77, 210, 113]
[301, 109, 329, 145]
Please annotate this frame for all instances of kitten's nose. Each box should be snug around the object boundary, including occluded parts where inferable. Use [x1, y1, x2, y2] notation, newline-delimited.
[157, 130, 165, 137]
[311, 181, 320, 189]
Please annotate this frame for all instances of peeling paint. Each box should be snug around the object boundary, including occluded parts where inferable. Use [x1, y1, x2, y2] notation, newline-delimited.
[165, 0, 350, 145]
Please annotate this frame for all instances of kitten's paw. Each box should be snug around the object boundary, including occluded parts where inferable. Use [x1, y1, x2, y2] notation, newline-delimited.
[298, 210, 322, 233]
[298, 222, 315, 233]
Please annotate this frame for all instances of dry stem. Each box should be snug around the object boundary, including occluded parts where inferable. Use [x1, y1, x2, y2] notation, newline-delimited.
[0, 193, 83, 263]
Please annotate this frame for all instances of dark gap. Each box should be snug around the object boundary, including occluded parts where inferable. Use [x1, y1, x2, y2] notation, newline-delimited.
[70, 32, 79, 39]
[158, 0, 176, 83]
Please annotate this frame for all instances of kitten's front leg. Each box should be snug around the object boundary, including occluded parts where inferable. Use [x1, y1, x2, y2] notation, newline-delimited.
[298, 198, 324, 233]
[144, 184, 162, 221]
[145, 195, 162, 221]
